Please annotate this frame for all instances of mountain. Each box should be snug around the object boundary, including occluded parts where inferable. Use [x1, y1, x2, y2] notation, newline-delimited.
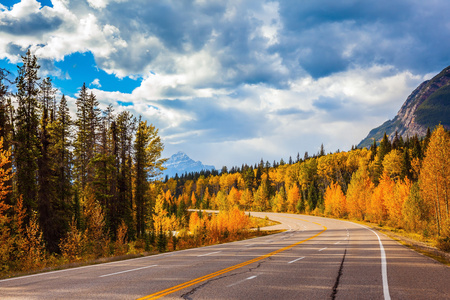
[359, 66, 450, 148]
[162, 151, 215, 179]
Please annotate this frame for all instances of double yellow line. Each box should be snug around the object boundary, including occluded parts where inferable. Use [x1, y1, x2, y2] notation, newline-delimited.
[138, 218, 327, 300]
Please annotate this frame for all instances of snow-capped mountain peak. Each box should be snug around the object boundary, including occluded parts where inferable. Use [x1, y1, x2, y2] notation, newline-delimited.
[162, 151, 215, 178]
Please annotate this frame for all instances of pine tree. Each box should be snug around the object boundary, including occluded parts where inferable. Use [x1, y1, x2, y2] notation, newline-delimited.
[114, 111, 135, 239]
[14, 50, 41, 215]
[73, 84, 100, 191]
[134, 118, 165, 238]
[37, 77, 62, 253]
[51, 95, 72, 211]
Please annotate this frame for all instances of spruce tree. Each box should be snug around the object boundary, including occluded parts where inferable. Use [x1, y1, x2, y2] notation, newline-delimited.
[134, 118, 165, 238]
[14, 50, 41, 215]
[73, 84, 100, 191]
[37, 77, 63, 252]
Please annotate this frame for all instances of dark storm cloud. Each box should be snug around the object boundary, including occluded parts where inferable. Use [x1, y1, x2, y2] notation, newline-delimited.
[275, 0, 450, 78]
[0, 11, 62, 36]
[89, 0, 450, 86]
[86, 0, 293, 87]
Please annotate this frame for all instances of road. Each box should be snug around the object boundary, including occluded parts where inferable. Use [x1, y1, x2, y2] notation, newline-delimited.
[1, 212, 449, 299]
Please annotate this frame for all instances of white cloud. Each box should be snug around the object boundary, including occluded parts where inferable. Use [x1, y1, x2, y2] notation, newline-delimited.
[90, 78, 101, 88]
[88, 63, 426, 167]
[0, 0, 448, 167]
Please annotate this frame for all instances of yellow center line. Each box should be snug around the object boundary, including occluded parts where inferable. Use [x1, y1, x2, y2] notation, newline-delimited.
[137, 217, 327, 300]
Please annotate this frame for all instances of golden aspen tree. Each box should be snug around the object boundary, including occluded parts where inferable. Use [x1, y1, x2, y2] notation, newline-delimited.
[402, 182, 429, 232]
[191, 192, 197, 208]
[216, 190, 228, 211]
[287, 183, 300, 213]
[153, 194, 169, 232]
[227, 206, 249, 237]
[114, 220, 128, 255]
[189, 211, 201, 234]
[272, 187, 286, 212]
[203, 187, 211, 209]
[227, 187, 241, 207]
[22, 212, 47, 270]
[324, 182, 346, 218]
[382, 149, 403, 180]
[369, 173, 392, 224]
[419, 125, 450, 236]
[59, 218, 84, 262]
[83, 190, 110, 258]
[346, 164, 373, 220]
[164, 190, 174, 206]
[195, 176, 206, 199]
[0, 199, 11, 271]
[239, 189, 253, 210]
[209, 193, 218, 210]
[0, 137, 12, 271]
[387, 178, 411, 227]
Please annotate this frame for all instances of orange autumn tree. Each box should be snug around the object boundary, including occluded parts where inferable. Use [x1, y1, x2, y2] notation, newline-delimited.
[387, 178, 411, 227]
[286, 183, 300, 213]
[346, 163, 373, 220]
[324, 182, 347, 218]
[419, 125, 450, 236]
[0, 137, 12, 271]
[369, 172, 392, 224]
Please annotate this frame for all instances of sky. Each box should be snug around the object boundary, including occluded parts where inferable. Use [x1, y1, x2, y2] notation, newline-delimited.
[1, 0, 450, 169]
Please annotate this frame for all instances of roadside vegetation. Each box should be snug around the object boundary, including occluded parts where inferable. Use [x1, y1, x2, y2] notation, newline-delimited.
[0, 51, 449, 278]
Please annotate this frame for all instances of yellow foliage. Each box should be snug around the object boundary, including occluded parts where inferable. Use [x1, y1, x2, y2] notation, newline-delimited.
[189, 211, 201, 234]
[227, 187, 241, 206]
[287, 184, 300, 213]
[369, 173, 392, 223]
[324, 182, 347, 218]
[153, 194, 170, 232]
[346, 165, 373, 220]
[419, 125, 450, 235]
[60, 218, 84, 262]
[382, 149, 403, 179]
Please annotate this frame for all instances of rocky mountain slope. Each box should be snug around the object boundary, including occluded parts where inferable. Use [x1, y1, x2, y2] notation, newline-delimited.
[162, 151, 215, 179]
[359, 66, 450, 148]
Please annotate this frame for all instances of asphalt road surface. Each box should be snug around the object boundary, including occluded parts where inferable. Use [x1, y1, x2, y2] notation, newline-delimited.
[1, 212, 449, 299]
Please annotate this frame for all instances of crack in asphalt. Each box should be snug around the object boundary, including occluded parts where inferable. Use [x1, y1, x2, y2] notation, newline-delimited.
[180, 260, 267, 299]
[330, 248, 347, 299]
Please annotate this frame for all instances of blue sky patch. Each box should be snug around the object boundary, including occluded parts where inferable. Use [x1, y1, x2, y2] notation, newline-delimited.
[52, 52, 141, 96]
[1, 0, 53, 8]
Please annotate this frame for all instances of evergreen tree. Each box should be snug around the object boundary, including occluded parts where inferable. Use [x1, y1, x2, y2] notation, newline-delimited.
[14, 50, 41, 215]
[115, 111, 135, 238]
[74, 84, 100, 191]
[134, 118, 165, 238]
[37, 77, 63, 253]
[51, 95, 72, 211]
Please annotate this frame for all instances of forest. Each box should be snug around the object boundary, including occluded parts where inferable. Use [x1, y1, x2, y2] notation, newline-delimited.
[0, 50, 449, 276]
[160, 125, 449, 247]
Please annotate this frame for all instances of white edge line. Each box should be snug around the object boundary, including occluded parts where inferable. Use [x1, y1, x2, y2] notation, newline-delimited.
[288, 256, 305, 264]
[99, 265, 157, 278]
[350, 222, 391, 300]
